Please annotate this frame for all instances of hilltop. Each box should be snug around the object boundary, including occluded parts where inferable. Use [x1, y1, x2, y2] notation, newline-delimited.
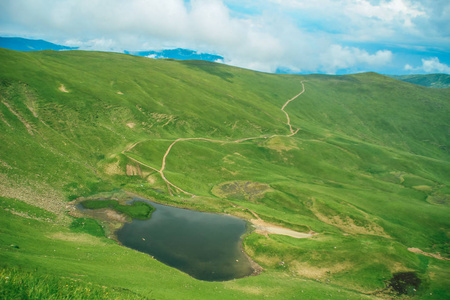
[0, 48, 449, 299]
[0, 36, 223, 62]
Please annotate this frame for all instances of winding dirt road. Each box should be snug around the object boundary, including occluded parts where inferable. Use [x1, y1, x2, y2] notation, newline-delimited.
[122, 81, 307, 196]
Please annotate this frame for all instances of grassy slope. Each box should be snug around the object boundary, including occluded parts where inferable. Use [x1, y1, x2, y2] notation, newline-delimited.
[0, 48, 449, 299]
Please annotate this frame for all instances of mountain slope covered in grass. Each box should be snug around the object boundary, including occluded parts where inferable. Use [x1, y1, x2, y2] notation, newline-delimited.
[0, 48, 449, 299]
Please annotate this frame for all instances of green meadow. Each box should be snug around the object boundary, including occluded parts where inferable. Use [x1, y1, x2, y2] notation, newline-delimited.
[80, 199, 154, 220]
[0, 48, 449, 299]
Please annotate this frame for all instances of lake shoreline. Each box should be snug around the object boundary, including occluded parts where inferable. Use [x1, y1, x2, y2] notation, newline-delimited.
[70, 192, 263, 281]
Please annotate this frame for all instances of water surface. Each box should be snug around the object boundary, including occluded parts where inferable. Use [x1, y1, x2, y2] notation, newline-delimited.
[116, 199, 254, 281]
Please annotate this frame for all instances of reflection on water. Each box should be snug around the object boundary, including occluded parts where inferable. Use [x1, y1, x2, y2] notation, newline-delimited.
[116, 199, 254, 281]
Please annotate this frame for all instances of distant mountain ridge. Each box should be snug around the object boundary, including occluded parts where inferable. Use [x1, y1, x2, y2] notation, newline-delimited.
[388, 73, 450, 88]
[125, 48, 223, 62]
[0, 36, 223, 62]
[1, 37, 448, 85]
[0, 37, 77, 51]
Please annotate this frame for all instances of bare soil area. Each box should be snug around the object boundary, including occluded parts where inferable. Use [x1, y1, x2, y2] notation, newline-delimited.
[250, 219, 316, 239]
[58, 84, 69, 93]
[408, 248, 449, 261]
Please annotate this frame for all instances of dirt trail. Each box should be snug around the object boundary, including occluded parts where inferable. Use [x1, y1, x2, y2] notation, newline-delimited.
[281, 81, 306, 134]
[123, 141, 142, 153]
[122, 81, 307, 196]
[120, 81, 316, 238]
[121, 146, 194, 196]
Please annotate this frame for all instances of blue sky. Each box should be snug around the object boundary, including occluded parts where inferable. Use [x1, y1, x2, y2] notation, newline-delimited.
[1, 0, 449, 75]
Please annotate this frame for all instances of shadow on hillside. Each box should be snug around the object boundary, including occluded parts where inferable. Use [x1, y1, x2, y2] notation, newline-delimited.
[178, 60, 234, 82]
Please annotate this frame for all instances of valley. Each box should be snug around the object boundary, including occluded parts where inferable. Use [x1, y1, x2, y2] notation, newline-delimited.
[0, 48, 449, 299]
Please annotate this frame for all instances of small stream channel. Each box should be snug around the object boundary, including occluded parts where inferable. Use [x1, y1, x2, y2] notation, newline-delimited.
[114, 199, 254, 281]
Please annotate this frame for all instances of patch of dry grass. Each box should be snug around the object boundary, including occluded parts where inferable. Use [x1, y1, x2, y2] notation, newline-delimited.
[262, 136, 299, 153]
[104, 160, 123, 175]
[293, 262, 351, 279]
[50, 232, 105, 245]
[308, 198, 389, 237]
[211, 181, 272, 202]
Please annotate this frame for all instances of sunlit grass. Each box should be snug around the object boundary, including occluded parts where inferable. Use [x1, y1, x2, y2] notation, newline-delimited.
[0, 48, 449, 299]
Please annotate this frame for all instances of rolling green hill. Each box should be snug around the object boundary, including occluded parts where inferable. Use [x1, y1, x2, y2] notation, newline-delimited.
[1, 48, 449, 299]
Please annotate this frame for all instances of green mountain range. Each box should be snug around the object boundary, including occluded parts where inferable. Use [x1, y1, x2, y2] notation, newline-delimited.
[389, 74, 450, 88]
[1, 48, 449, 299]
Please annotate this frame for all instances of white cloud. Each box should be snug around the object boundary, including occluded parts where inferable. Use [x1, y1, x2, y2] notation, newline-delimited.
[404, 57, 450, 73]
[347, 0, 425, 26]
[404, 64, 414, 71]
[262, 0, 445, 45]
[0, 0, 448, 74]
[320, 45, 393, 74]
[422, 57, 450, 73]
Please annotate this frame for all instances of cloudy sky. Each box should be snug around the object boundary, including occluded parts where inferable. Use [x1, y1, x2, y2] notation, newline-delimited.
[1, 0, 449, 74]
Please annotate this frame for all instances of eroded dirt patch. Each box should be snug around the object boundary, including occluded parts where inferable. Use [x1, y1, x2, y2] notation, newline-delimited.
[408, 248, 449, 261]
[70, 204, 128, 224]
[126, 164, 142, 176]
[58, 84, 69, 93]
[251, 219, 316, 239]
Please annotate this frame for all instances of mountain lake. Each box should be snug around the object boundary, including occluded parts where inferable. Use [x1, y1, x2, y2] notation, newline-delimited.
[115, 199, 255, 281]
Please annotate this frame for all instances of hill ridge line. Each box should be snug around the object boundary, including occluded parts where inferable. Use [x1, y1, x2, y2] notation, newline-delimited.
[123, 81, 307, 196]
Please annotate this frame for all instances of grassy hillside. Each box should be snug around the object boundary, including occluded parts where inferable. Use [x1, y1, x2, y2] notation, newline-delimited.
[1, 48, 449, 299]
[389, 74, 450, 88]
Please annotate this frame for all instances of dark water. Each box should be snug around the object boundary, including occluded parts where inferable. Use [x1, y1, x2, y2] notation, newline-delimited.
[115, 199, 254, 281]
